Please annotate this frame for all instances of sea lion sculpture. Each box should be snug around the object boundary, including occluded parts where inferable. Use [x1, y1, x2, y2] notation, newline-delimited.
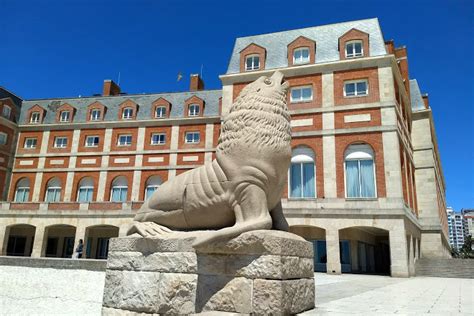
[129, 71, 291, 247]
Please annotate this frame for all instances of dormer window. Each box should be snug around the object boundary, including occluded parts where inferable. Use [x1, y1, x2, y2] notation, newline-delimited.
[90, 109, 101, 121]
[60, 111, 70, 122]
[293, 47, 310, 65]
[345, 40, 363, 58]
[0, 132, 7, 145]
[2, 105, 11, 119]
[188, 104, 200, 117]
[30, 112, 40, 124]
[122, 107, 133, 119]
[155, 106, 166, 118]
[245, 55, 260, 71]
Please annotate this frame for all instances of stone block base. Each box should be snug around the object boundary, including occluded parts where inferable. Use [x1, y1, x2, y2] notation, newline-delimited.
[102, 230, 315, 315]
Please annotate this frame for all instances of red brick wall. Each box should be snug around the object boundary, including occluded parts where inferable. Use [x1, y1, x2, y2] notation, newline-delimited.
[338, 29, 370, 60]
[15, 158, 39, 169]
[78, 129, 106, 152]
[110, 128, 138, 152]
[44, 157, 70, 169]
[239, 43, 266, 72]
[39, 172, 68, 202]
[139, 170, 168, 201]
[144, 126, 172, 151]
[177, 153, 205, 166]
[142, 154, 169, 167]
[71, 172, 100, 202]
[104, 171, 134, 201]
[109, 155, 136, 167]
[8, 173, 36, 201]
[48, 130, 74, 153]
[290, 113, 322, 132]
[334, 68, 380, 106]
[76, 156, 102, 168]
[334, 108, 381, 129]
[17, 131, 43, 154]
[178, 124, 206, 149]
[287, 36, 316, 66]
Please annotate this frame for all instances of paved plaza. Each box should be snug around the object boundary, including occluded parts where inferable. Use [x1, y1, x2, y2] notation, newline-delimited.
[305, 273, 473, 315]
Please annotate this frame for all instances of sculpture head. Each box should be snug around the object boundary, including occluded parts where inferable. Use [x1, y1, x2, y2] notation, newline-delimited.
[240, 71, 289, 100]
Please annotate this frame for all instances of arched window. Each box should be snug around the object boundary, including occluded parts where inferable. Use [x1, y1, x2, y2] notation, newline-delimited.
[45, 177, 61, 202]
[77, 177, 94, 203]
[344, 144, 376, 198]
[15, 178, 30, 202]
[145, 176, 162, 200]
[111, 176, 128, 202]
[289, 147, 316, 198]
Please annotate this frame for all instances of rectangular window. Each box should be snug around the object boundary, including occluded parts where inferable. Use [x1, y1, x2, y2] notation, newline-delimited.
[117, 134, 132, 146]
[54, 137, 68, 148]
[245, 55, 260, 71]
[345, 41, 363, 58]
[344, 80, 368, 97]
[122, 108, 133, 119]
[0, 133, 7, 145]
[15, 188, 30, 202]
[155, 106, 166, 118]
[345, 159, 376, 198]
[289, 162, 315, 198]
[188, 104, 200, 117]
[185, 131, 200, 144]
[60, 111, 70, 122]
[45, 188, 61, 202]
[293, 47, 310, 65]
[290, 86, 313, 103]
[30, 112, 40, 123]
[24, 138, 37, 149]
[77, 187, 93, 203]
[151, 133, 166, 145]
[111, 187, 127, 202]
[2, 106, 11, 119]
[85, 136, 100, 147]
[90, 109, 101, 121]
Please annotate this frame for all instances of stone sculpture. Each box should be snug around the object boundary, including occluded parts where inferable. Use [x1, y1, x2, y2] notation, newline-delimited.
[129, 71, 292, 247]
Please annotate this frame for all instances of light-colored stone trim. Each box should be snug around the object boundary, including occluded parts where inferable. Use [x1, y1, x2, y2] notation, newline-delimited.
[147, 157, 164, 163]
[291, 118, 313, 128]
[131, 170, 141, 201]
[64, 171, 75, 202]
[377, 66, 395, 103]
[293, 125, 397, 138]
[96, 171, 108, 202]
[32, 172, 43, 202]
[322, 136, 337, 198]
[382, 131, 402, 198]
[103, 128, 113, 152]
[221, 84, 233, 117]
[136, 127, 146, 151]
[170, 126, 179, 151]
[322, 72, 334, 108]
[344, 114, 371, 123]
[182, 156, 199, 162]
[39, 131, 50, 154]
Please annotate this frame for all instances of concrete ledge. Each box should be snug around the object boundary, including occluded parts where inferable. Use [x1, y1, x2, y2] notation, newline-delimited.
[0, 256, 107, 271]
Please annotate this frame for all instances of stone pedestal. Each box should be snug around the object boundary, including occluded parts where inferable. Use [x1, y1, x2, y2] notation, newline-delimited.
[102, 230, 315, 315]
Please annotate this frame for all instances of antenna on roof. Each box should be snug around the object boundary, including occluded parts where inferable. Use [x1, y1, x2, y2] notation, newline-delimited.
[118, 72, 121, 85]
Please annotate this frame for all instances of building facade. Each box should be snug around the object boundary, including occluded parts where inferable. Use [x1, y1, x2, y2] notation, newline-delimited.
[0, 18, 450, 276]
[447, 207, 465, 250]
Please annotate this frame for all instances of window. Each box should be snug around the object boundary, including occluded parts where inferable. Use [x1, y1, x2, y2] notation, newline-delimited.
[117, 134, 132, 146]
[145, 176, 162, 200]
[60, 111, 70, 122]
[30, 112, 40, 123]
[15, 178, 30, 202]
[54, 137, 68, 148]
[289, 147, 315, 198]
[24, 138, 37, 149]
[188, 104, 200, 117]
[293, 47, 310, 65]
[185, 131, 200, 144]
[155, 106, 166, 118]
[344, 80, 368, 97]
[151, 133, 166, 145]
[245, 54, 260, 71]
[345, 40, 363, 58]
[345, 144, 376, 198]
[85, 136, 100, 147]
[77, 177, 94, 203]
[2, 105, 11, 119]
[111, 176, 128, 202]
[45, 177, 61, 202]
[90, 109, 101, 121]
[0, 133, 7, 145]
[290, 86, 313, 103]
[122, 107, 133, 119]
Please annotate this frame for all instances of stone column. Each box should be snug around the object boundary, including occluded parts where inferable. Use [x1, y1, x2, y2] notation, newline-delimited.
[326, 228, 341, 274]
[204, 123, 214, 163]
[321, 72, 337, 199]
[0, 225, 10, 256]
[414, 237, 419, 260]
[389, 225, 409, 277]
[408, 235, 415, 276]
[74, 225, 87, 258]
[168, 125, 180, 179]
[118, 225, 130, 237]
[31, 225, 46, 258]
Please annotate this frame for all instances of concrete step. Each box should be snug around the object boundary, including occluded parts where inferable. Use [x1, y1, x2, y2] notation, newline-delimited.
[415, 258, 474, 279]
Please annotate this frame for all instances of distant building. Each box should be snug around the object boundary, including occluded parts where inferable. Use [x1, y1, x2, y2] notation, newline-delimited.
[461, 208, 474, 250]
[447, 207, 465, 250]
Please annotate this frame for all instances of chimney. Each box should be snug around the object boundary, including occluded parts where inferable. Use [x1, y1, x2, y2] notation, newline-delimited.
[103, 80, 121, 96]
[422, 94, 430, 109]
[385, 40, 395, 54]
[189, 74, 204, 91]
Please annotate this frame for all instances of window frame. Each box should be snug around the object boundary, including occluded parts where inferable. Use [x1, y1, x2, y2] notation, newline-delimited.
[345, 40, 364, 58]
[30, 112, 40, 124]
[24, 138, 37, 149]
[150, 133, 166, 145]
[53, 136, 68, 148]
[117, 134, 132, 146]
[85, 136, 100, 147]
[122, 107, 134, 120]
[343, 79, 369, 98]
[184, 131, 200, 144]
[59, 111, 70, 122]
[343, 145, 377, 199]
[155, 106, 167, 118]
[77, 185, 94, 203]
[45, 186, 61, 203]
[15, 186, 30, 202]
[90, 109, 101, 121]
[290, 85, 313, 103]
[245, 54, 260, 71]
[0, 132, 7, 145]
[110, 185, 128, 202]
[188, 104, 200, 117]
[293, 47, 310, 65]
[2, 105, 11, 119]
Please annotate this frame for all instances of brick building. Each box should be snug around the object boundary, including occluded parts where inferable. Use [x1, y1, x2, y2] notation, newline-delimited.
[0, 18, 450, 276]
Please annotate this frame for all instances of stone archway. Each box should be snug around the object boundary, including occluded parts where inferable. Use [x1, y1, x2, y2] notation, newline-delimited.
[84, 225, 119, 259]
[44, 224, 77, 258]
[3, 224, 36, 256]
[290, 225, 327, 272]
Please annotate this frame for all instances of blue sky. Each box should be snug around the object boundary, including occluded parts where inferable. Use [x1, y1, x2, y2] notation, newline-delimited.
[1, 0, 473, 211]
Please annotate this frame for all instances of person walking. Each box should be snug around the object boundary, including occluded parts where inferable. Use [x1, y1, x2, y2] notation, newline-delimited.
[73, 239, 84, 259]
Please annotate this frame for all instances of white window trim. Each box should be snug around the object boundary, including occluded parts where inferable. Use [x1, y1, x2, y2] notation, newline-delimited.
[117, 134, 132, 146]
[2, 105, 11, 118]
[24, 138, 37, 149]
[15, 187, 30, 202]
[343, 145, 377, 199]
[184, 131, 200, 144]
[122, 107, 134, 119]
[290, 85, 313, 103]
[155, 106, 167, 118]
[54, 137, 68, 148]
[45, 187, 61, 202]
[150, 133, 166, 145]
[343, 79, 369, 98]
[188, 104, 200, 117]
[85, 136, 100, 147]
[110, 186, 128, 202]
[90, 109, 101, 121]
[293, 47, 310, 65]
[30, 112, 40, 124]
[60, 111, 70, 122]
[245, 54, 260, 71]
[345, 40, 364, 58]
[0, 132, 7, 145]
[77, 186, 94, 202]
